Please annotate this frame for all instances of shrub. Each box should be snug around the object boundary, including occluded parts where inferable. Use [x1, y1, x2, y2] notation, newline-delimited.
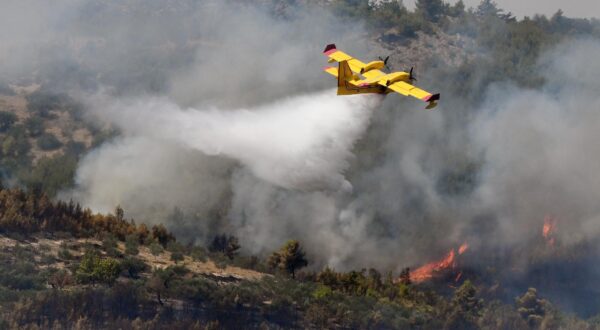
[170, 251, 184, 264]
[125, 234, 139, 256]
[37, 133, 62, 150]
[58, 248, 73, 260]
[75, 251, 120, 285]
[0, 111, 17, 132]
[47, 269, 73, 289]
[120, 257, 148, 278]
[0, 261, 44, 290]
[24, 117, 44, 137]
[149, 241, 164, 259]
[208, 234, 240, 260]
[167, 241, 184, 253]
[191, 246, 207, 262]
[312, 285, 333, 300]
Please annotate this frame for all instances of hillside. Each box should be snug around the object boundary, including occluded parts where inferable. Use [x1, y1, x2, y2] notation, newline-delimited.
[0, 185, 595, 329]
[1, 0, 600, 329]
[0, 85, 109, 197]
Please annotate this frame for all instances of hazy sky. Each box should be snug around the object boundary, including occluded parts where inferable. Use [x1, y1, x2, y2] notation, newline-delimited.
[405, 0, 600, 19]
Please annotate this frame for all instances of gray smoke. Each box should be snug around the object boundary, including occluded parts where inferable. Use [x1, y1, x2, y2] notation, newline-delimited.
[471, 39, 600, 246]
[3, 1, 600, 273]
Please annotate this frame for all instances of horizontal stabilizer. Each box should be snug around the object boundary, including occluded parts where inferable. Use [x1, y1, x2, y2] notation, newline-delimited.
[323, 44, 337, 54]
[323, 66, 338, 77]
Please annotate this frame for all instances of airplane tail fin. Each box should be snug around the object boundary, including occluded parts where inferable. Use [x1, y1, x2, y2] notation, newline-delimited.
[337, 60, 355, 95]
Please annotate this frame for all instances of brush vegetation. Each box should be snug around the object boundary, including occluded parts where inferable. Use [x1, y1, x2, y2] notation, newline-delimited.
[0, 185, 595, 329]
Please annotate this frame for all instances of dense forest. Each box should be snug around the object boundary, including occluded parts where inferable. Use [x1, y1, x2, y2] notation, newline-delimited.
[1, 0, 600, 328]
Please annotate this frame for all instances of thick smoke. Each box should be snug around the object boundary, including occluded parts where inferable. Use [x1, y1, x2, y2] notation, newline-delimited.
[4, 0, 600, 277]
[471, 39, 600, 246]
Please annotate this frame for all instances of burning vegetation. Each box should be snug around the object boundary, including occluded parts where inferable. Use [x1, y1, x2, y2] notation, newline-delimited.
[400, 242, 469, 284]
[543, 215, 558, 246]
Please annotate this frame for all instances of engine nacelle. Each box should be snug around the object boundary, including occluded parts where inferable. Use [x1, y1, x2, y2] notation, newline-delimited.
[384, 72, 410, 86]
[360, 60, 385, 74]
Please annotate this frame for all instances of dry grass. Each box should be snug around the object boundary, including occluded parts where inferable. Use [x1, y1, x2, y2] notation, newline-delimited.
[0, 95, 29, 121]
[135, 244, 266, 281]
[0, 234, 266, 281]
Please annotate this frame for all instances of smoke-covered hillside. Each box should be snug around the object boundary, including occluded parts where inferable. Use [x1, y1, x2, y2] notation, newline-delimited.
[1, 0, 600, 328]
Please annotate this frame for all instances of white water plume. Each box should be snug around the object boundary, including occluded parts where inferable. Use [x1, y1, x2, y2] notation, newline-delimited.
[71, 90, 381, 214]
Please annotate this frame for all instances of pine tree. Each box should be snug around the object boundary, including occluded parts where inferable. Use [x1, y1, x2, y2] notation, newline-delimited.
[415, 0, 445, 22]
[268, 240, 308, 278]
[149, 241, 164, 260]
[516, 288, 547, 328]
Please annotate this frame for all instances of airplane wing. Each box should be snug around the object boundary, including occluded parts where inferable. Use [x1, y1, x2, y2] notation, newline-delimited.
[385, 81, 440, 108]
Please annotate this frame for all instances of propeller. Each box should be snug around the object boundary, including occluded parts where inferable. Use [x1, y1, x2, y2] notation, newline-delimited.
[378, 55, 391, 71]
[408, 67, 417, 82]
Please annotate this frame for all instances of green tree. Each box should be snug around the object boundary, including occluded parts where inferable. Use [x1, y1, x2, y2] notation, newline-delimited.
[369, 0, 408, 29]
[149, 241, 164, 259]
[152, 224, 175, 247]
[267, 240, 308, 278]
[168, 242, 184, 264]
[516, 288, 547, 328]
[448, 0, 465, 17]
[208, 234, 241, 260]
[114, 205, 124, 221]
[445, 280, 482, 329]
[146, 268, 176, 305]
[476, 0, 513, 20]
[95, 258, 121, 285]
[415, 0, 445, 22]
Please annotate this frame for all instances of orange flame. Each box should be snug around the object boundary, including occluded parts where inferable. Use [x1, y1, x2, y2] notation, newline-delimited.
[458, 243, 469, 255]
[409, 242, 468, 283]
[410, 250, 455, 283]
[454, 271, 463, 283]
[543, 216, 557, 246]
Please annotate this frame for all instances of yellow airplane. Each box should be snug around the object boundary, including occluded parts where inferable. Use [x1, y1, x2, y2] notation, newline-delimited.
[323, 44, 440, 109]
